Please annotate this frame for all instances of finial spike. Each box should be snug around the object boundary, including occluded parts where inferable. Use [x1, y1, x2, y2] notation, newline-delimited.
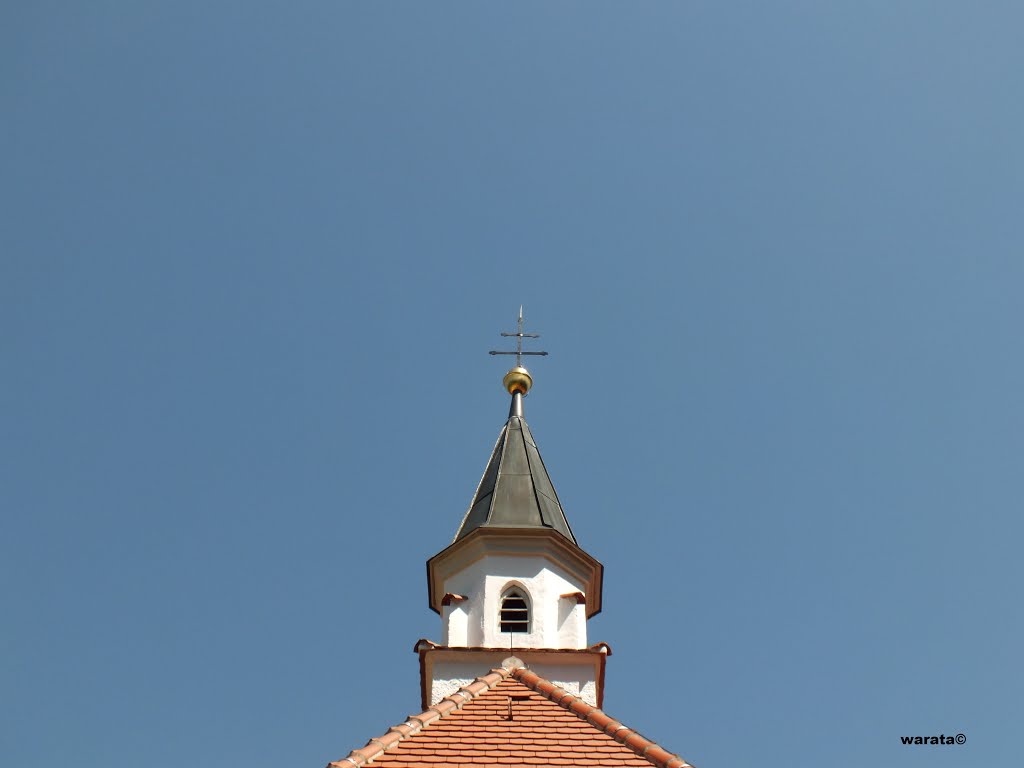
[508, 391, 524, 418]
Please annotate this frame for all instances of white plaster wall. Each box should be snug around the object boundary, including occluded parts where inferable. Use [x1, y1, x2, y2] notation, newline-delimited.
[430, 658, 598, 707]
[439, 555, 588, 649]
[557, 599, 585, 647]
[442, 603, 468, 646]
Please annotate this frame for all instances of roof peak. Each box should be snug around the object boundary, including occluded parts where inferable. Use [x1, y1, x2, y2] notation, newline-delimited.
[328, 664, 693, 768]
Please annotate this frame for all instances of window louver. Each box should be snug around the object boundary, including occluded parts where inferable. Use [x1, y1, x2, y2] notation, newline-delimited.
[500, 589, 529, 633]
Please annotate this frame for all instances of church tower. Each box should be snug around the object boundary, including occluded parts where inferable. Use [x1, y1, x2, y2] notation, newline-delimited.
[421, 355, 607, 708]
[328, 313, 693, 768]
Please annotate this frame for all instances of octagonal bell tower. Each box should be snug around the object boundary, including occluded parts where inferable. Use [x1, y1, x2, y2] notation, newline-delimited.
[419, 312, 607, 709]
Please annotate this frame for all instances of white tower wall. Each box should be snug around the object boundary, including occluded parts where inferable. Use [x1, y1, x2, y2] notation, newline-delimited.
[440, 555, 588, 649]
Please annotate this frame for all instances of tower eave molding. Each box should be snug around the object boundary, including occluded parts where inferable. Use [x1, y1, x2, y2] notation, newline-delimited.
[427, 527, 604, 618]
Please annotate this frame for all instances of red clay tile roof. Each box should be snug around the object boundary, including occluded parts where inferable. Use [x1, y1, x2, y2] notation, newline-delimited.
[329, 665, 693, 768]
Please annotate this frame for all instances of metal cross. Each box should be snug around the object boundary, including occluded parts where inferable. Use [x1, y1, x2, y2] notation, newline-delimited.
[489, 305, 548, 367]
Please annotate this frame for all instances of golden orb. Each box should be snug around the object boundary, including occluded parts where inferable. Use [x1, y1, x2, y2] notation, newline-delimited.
[503, 366, 533, 395]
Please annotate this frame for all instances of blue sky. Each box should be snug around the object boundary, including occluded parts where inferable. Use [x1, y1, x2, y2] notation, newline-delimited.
[3, 3, 1022, 767]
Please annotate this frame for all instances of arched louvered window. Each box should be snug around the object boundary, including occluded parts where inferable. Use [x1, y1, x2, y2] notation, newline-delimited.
[499, 588, 530, 633]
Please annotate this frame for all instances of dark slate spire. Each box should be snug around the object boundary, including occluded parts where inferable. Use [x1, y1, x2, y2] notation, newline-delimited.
[453, 389, 577, 544]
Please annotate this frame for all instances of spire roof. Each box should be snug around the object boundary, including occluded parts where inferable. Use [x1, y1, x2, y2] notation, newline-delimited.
[453, 391, 577, 544]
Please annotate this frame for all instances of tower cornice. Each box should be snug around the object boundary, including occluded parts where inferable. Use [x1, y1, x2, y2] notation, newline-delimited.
[426, 526, 604, 618]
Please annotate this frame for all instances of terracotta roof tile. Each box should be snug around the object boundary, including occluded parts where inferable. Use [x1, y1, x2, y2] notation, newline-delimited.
[328, 666, 693, 768]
